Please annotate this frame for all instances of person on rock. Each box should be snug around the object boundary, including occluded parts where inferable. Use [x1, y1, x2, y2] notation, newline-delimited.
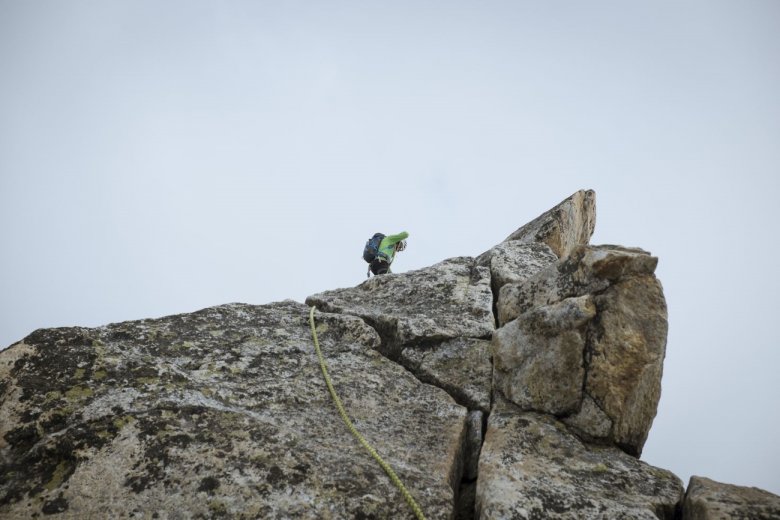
[366, 231, 408, 276]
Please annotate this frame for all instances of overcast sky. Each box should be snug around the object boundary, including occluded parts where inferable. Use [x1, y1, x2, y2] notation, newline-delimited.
[1, 0, 778, 496]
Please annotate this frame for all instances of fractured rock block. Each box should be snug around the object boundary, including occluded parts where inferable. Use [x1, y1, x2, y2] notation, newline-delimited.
[497, 244, 658, 326]
[401, 337, 492, 413]
[576, 274, 668, 455]
[476, 404, 684, 520]
[492, 296, 595, 416]
[477, 241, 559, 297]
[493, 245, 668, 456]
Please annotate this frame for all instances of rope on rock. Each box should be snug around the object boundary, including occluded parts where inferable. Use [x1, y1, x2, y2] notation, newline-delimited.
[308, 306, 426, 520]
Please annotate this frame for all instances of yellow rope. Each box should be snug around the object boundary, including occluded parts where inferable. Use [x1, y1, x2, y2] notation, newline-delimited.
[308, 306, 427, 520]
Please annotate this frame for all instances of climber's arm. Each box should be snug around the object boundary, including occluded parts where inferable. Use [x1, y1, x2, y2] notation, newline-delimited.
[382, 231, 409, 247]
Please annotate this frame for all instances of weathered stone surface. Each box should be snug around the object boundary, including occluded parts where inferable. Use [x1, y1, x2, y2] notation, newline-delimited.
[401, 337, 492, 413]
[492, 296, 595, 416]
[497, 244, 658, 326]
[682, 476, 780, 520]
[494, 245, 667, 456]
[476, 241, 559, 297]
[490, 189, 596, 260]
[307, 256, 494, 358]
[476, 404, 684, 520]
[0, 301, 467, 519]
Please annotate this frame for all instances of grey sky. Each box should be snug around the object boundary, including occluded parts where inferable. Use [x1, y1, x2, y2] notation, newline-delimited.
[2, 0, 778, 495]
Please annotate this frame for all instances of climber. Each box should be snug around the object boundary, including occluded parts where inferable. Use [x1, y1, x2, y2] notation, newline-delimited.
[363, 231, 409, 277]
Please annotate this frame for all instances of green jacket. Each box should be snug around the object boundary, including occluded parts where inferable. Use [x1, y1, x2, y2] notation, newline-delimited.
[378, 231, 409, 265]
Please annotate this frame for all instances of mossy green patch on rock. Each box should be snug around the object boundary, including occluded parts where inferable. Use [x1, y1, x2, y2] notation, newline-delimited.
[43, 461, 71, 491]
[1, 411, 127, 507]
[43, 390, 62, 403]
[64, 385, 94, 400]
[208, 499, 228, 516]
[315, 322, 329, 335]
[113, 415, 135, 430]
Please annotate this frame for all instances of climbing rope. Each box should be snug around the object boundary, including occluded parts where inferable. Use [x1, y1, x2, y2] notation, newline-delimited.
[308, 306, 427, 520]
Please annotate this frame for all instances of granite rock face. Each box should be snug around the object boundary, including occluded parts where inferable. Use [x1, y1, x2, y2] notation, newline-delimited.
[476, 403, 684, 520]
[3, 189, 774, 519]
[493, 245, 668, 456]
[682, 476, 780, 520]
[306, 256, 494, 359]
[0, 301, 467, 519]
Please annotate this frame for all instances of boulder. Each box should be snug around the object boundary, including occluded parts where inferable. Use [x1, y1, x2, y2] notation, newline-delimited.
[682, 476, 780, 520]
[0, 301, 468, 519]
[307, 257, 494, 358]
[493, 245, 667, 456]
[401, 337, 492, 413]
[476, 403, 684, 520]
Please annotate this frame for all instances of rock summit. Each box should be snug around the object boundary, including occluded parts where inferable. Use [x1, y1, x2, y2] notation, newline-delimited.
[2, 190, 778, 519]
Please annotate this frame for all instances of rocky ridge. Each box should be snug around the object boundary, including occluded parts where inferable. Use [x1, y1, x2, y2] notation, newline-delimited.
[2, 190, 778, 519]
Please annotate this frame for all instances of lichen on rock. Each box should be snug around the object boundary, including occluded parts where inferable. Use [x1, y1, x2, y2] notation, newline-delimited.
[1, 301, 467, 519]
